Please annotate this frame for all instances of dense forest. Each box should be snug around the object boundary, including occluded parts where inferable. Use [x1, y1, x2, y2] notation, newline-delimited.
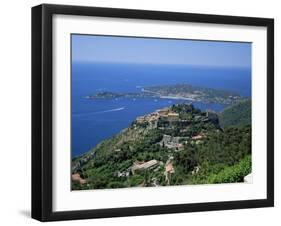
[72, 101, 252, 190]
[219, 100, 251, 128]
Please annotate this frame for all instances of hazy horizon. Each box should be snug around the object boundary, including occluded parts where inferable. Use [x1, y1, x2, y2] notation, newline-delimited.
[72, 34, 251, 68]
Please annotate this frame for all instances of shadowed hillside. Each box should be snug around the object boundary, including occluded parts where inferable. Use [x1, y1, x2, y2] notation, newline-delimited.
[219, 100, 251, 128]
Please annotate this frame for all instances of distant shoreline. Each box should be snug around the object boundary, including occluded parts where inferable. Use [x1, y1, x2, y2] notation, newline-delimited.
[85, 84, 248, 108]
[142, 88, 195, 101]
[159, 95, 195, 101]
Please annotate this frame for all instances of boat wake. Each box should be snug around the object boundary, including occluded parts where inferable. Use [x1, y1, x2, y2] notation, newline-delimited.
[101, 107, 125, 113]
[73, 107, 125, 117]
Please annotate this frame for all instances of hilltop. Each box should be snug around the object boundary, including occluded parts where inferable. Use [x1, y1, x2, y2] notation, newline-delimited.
[72, 103, 251, 190]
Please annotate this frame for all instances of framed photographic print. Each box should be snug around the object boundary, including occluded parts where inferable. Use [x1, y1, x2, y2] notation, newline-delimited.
[32, 4, 274, 221]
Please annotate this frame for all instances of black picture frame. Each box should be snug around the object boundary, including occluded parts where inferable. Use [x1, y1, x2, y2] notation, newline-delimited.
[32, 3, 274, 222]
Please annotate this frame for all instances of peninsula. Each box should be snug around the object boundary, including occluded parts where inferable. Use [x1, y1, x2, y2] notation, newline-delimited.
[85, 84, 247, 105]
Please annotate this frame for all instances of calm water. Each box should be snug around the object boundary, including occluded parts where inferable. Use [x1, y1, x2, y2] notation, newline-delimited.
[72, 63, 251, 157]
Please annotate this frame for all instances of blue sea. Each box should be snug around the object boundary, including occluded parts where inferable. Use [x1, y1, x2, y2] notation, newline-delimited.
[72, 63, 251, 157]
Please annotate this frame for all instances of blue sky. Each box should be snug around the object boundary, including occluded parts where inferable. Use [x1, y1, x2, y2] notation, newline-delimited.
[72, 34, 251, 68]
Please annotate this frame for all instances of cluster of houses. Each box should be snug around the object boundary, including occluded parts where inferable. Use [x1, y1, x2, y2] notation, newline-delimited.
[158, 133, 206, 151]
[135, 105, 219, 132]
[159, 134, 185, 150]
[136, 107, 180, 128]
[135, 106, 210, 152]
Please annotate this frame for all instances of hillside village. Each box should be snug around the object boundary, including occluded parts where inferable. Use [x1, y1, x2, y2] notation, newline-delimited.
[72, 102, 252, 190]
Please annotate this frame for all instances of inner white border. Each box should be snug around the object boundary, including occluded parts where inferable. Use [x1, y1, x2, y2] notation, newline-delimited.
[53, 14, 267, 212]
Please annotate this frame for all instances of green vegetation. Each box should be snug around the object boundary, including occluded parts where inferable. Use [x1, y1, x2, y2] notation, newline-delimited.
[219, 100, 251, 128]
[86, 83, 248, 105]
[86, 91, 151, 99]
[146, 84, 240, 99]
[206, 155, 251, 184]
[72, 102, 252, 190]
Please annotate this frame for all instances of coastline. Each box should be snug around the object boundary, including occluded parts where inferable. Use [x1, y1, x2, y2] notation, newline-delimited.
[142, 88, 196, 101]
[159, 95, 195, 101]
